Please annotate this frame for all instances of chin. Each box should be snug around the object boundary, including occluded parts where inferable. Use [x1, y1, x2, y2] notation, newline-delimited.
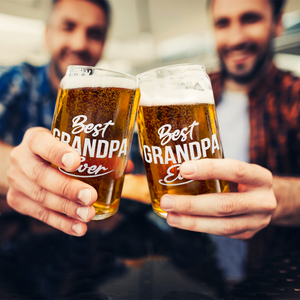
[66, 60, 93, 67]
[224, 63, 257, 84]
[229, 63, 254, 74]
[229, 72, 257, 84]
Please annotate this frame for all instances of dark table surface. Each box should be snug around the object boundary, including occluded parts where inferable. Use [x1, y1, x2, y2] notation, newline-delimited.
[1, 195, 300, 300]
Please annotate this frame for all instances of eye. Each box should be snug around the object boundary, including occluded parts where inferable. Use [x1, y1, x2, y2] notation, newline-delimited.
[241, 13, 263, 24]
[88, 28, 105, 41]
[215, 18, 230, 29]
[62, 21, 76, 32]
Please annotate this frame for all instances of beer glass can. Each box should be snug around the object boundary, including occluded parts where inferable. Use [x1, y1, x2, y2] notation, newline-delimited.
[51, 66, 140, 220]
[136, 64, 229, 218]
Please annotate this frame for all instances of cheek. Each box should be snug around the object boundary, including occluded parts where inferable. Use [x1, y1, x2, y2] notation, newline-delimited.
[214, 31, 229, 52]
[245, 24, 272, 48]
[90, 42, 104, 59]
[48, 34, 67, 55]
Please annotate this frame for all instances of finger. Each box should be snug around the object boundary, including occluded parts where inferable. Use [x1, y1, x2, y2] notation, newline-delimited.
[166, 212, 271, 239]
[8, 170, 95, 222]
[180, 159, 273, 187]
[12, 149, 97, 205]
[24, 127, 81, 171]
[7, 189, 88, 236]
[160, 191, 276, 216]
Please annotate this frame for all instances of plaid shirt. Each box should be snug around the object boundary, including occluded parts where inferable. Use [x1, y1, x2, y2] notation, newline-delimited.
[0, 63, 57, 146]
[210, 64, 300, 176]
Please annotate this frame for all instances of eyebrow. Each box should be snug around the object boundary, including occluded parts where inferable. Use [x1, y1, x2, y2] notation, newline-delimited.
[214, 16, 229, 27]
[60, 18, 105, 29]
[240, 11, 264, 22]
[214, 10, 264, 26]
[58, 18, 76, 27]
[63, 19, 75, 24]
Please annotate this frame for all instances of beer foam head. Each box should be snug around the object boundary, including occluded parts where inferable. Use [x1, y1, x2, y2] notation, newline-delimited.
[137, 63, 215, 106]
[60, 68, 137, 90]
[139, 83, 215, 106]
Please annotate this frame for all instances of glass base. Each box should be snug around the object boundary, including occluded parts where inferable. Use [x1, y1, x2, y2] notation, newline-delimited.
[153, 209, 167, 219]
[92, 212, 114, 221]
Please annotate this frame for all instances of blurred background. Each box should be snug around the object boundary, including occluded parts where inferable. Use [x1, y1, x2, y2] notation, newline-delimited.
[0, 0, 299, 76]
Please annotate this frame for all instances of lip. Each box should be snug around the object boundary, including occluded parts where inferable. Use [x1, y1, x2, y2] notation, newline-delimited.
[64, 58, 91, 66]
[62, 54, 91, 67]
[226, 50, 254, 65]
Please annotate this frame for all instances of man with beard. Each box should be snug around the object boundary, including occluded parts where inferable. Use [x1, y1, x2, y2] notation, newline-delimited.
[0, 0, 115, 236]
[160, 0, 300, 240]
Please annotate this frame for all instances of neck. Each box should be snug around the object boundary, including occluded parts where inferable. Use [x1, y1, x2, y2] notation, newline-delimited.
[223, 79, 251, 93]
[223, 60, 273, 94]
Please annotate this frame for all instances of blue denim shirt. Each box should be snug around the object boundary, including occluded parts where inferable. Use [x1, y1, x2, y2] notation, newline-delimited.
[0, 63, 57, 146]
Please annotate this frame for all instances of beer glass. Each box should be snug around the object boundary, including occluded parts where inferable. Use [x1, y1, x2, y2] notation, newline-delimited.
[51, 66, 140, 220]
[136, 64, 229, 218]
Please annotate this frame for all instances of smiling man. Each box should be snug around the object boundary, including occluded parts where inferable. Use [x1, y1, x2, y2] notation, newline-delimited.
[46, 0, 109, 90]
[212, 0, 284, 89]
[160, 0, 300, 239]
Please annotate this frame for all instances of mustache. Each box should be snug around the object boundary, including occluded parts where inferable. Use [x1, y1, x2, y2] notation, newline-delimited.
[221, 42, 258, 56]
[61, 49, 92, 63]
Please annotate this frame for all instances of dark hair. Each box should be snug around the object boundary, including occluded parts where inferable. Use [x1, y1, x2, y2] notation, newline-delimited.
[207, 0, 286, 20]
[52, 0, 111, 26]
[271, 0, 286, 20]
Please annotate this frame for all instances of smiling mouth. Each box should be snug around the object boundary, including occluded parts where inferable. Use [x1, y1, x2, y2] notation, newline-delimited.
[222, 42, 257, 63]
[227, 50, 254, 63]
[64, 56, 91, 66]
[61, 51, 92, 66]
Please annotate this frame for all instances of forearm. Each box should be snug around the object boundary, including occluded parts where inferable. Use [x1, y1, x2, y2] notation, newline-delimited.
[271, 176, 300, 226]
[0, 141, 12, 195]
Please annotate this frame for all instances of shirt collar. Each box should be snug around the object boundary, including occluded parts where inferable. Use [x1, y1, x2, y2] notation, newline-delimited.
[210, 63, 280, 104]
[248, 63, 279, 101]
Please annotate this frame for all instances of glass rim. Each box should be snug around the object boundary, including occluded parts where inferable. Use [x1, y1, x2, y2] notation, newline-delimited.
[66, 65, 137, 82]
[136, 63, 206, 80]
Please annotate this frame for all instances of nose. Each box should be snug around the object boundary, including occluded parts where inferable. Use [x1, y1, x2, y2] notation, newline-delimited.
[226, 22, 248, 49]
[68, 28, 89, 52]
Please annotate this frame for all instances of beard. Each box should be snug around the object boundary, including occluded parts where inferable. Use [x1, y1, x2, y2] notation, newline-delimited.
[219, 38, 274, 84]
[52, 59, 65, 82]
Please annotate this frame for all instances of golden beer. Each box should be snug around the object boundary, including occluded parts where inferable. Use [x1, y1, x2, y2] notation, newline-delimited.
[137, 64, 229, 218]
[51, 66, 140, 220]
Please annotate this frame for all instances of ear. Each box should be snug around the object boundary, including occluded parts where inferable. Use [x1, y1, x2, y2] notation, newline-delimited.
[45, 24, 50, 48]
[274, 12, 284, 37]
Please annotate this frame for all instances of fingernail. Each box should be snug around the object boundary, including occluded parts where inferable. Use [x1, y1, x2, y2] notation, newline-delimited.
[62, 152, 75, 169]
[160, 195, 174, 211]
[72, 223, 82, 235]
[78, 189, 91, 205]
[181, 162, 197, 175]
[168, 214, 181, 225]
[76, 206, 89, 222]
